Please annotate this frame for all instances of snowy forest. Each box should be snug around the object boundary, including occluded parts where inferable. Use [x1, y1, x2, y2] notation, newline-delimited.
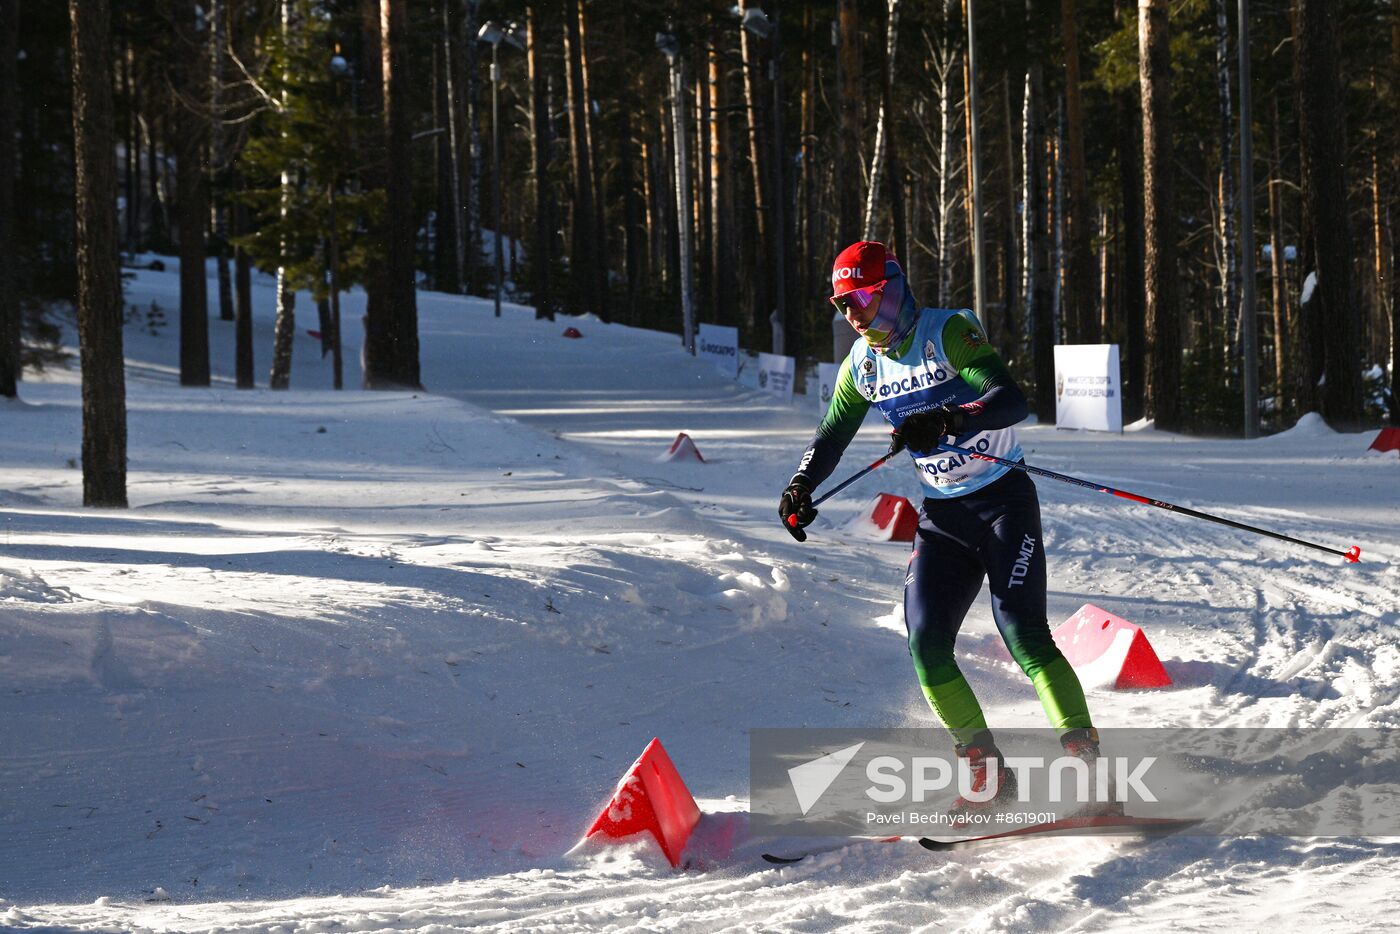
[3, 1, 1399, 506]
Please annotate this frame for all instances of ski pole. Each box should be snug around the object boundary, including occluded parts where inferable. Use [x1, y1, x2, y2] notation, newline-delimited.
[785, 449, 900, 530]
[935, 441, 1361, 564]
[811, 449, 901, 508]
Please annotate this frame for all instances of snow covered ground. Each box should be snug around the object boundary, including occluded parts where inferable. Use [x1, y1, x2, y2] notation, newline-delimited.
[2, 259, 1398, 932]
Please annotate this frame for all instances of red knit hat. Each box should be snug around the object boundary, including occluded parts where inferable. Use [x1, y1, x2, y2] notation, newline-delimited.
[830, 241, 894, 300]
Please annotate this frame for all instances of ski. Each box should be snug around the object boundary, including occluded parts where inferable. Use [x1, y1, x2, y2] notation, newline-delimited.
[919, 814, 1200, 851]
[761, 835, 903, 864]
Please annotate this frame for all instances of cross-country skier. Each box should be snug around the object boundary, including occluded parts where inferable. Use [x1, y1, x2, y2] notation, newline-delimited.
[779, 241, 1103, 814]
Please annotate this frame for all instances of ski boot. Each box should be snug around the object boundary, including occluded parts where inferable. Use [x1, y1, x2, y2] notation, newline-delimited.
[1060, 727, 1124, 817]
[947, 730, 1019, 824]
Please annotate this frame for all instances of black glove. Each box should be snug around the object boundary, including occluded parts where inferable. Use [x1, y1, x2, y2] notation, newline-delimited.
[891, 405, 963, 455]
[778, 480, 818, 542]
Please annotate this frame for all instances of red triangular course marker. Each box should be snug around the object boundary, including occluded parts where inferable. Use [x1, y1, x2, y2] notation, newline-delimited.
[1052, 604, 1173, 690]
[660, 432, 705, 463]
[847, 492, 918, 542]
[1369, 427, 1400, 454]
[579, 738, 701, 868]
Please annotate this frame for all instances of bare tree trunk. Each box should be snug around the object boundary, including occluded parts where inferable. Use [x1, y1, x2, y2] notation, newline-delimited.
[1051, 105, 1064, 340]
[527, 4, 554, 320]
[1267, 95, 1288, 414]
[563, 2, 601, 316]
[130, 61, 143, 250]
[1116, 111, 1145, 416]
[658, 98, 678, 300]
[934, 1, 959, 306]
[667, 51, 697, 354]
[1288, 1, 1321, 411]
[740, 0, 771, 338]
[1098, 206, 1111, 338]
[961, 1, 980, 313]
[863, 0, 900, 241]
[442, 0, 465, 292]
[69, 0, 127, 507]
[1024, 0, 1053, 421]
[1392, 194, 1399, 424]
[355, 0, 387, 384]
[740, 0, 769, 254]
[1390, 0, 1399, 425]
[619, 107, 642, 324]
[211, 0, 233, 322]
[641, 134, 657, 288]
[576, 0, 608, 320]
[233, 171, 254, 389]
[175, 0, 210, 387]
[889, 110, 908, 266]
[228, 7, 253, 390]
[1060, 0, 1094, 343]
[1215, 0, 1238, 368]
[836, 0, 861, 244]
[691, 63, 705, 322]
[1297, 0, 1362, 427]
[1115, 0, 1145, 422]
[1368, 128, 1385, 370]
[270, 0, 295, 389]
[433, 9, 460, 295]
[121, 44, 135, 251]
[799, 9, 816, 301]
[367, 0, 420, 388]
[770, 4, 789, 358]
[710, 44, 731, 326]
[146, 108, 168, 251]
[1140, 0, 1181, 430]
[1000, 73, 1019, 349]
[0, 0, 18, 396]
[458, 0, 482, 292]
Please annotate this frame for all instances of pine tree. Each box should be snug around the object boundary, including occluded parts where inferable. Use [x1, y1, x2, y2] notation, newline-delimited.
[235, 0, 383, 387]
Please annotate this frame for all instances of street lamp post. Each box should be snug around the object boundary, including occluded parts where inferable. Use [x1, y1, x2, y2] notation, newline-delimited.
[478, 21, 522, 319]
[743, 6, 787, 358]
[328, 52, 351, 390]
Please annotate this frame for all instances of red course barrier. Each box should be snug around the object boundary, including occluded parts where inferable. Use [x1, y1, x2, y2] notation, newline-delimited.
[579, 738, 701, 868]
[847, 492, 918, 542]
[1052, 604, 1173, 690]
[660, 432, 705, 463]
[1369, 427, 1400, 454]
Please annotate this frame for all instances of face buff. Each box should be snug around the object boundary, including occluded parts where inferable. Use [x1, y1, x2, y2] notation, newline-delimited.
[860, 276, 917, 356]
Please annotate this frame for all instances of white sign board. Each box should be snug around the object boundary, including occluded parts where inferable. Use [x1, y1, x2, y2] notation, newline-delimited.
[1054, 344, 1123, 432]
[817, 362, 841, 414]
[757, 352, 795, 402]
[697, 323, 739, 378]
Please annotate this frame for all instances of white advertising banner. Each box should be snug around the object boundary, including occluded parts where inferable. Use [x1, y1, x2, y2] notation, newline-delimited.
[757, 352, 796, 402]
[817, 362, 841, 414]
[1054, 344, 1123, 432]
[697, 323, 740, 378]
